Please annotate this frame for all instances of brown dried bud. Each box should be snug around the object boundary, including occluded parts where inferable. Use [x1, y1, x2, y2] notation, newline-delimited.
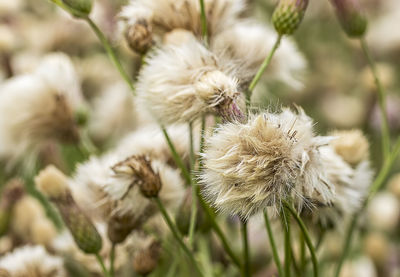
[107, 213, 144, 244]
[125, 20, 153, 55]
[329, 0, 367, 38]
[133, 240, 161, 275]
[0, 179, 25, 236]
[112, 155, 162, 198]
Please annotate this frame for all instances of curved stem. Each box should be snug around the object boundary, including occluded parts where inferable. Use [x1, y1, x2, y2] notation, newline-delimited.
[263, 210, 283, 277]
[283, 203, 319, 277]
[248, 35, 282, 96]
[154, 197, 204, 277]
[84, 17, 135, 93]
[241, 220, 251, 277]
[360, 37, 390, 159]
[95, 253, 111, 277]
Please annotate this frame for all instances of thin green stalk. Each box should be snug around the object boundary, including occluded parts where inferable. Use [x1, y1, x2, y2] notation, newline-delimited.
[161, 126, 192, 185]
[248, 35, 282, 95]
[300, 232, 306, 274]
[95, 253, 111, 277]
[154, 197, 203, 277]
[198, 0, 208, 43]
[197, 194, 242, 268]
[360, 37, 390, 159]
[84, 17, 135, 93]
[189, 122, 196, 170]
[334, 137, 400, 277]
[263, 210, 283, 277]
[281, 207, 292, 277]
[283, 203, 319, 277]
[110, 244, 116, 277]
[241, 220, 250, 277]
[188, 183, 198, 248]
[198, 115, 206, 170]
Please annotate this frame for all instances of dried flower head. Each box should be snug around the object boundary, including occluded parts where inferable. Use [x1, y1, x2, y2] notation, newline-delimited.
[36, 165, 103, 254]
[330, 129, 369, 166]
[0, 245, 66, 277]
[272, 0, 309, 35]
[132, 239, 161, 275]
[137, 36, 245, 124]
[211, 20, 307, 90]
[329, 0, 368, 38]
[200, 107, 334, 219]
[119, 0, 245, 42]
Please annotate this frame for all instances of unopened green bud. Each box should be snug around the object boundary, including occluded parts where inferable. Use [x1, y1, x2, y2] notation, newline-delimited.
[329, 0, 367, 38]
[272, 0, 309, 35]
[35, 165, 102, 254]
[62, 0, 92, 16]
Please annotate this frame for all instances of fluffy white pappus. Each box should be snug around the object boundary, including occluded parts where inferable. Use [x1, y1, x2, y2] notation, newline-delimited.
[0, 75, 79, 169]
[211, 20, 307, 90]
[71, 151, 185, 223]
[314, 146, 373, 226]
[200, 107, 334, 219]
[119, 0, 245, 40]
[89, 82, 138, 145]
[137, 36, 245, 124]
[0, 245, 66, 277]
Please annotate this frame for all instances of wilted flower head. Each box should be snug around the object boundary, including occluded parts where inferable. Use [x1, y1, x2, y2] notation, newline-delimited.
[211, 20, 307, 90]
[329, 0, 368, 37]
[137, 36, 245, 124]
[200, 107, 334, 219]
[36, 165, 103, 254]
[0, 245, 66, 277]
[272, 0, 309, 35]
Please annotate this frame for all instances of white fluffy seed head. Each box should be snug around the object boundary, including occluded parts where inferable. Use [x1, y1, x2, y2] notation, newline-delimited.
[330, 129, 369, 166]
[35, 165, 70, 199]
[0, 245, 66, 277]
[211, 20, 307, 90]
[137, 37, 245, 124]
[200, 107, 335, 219]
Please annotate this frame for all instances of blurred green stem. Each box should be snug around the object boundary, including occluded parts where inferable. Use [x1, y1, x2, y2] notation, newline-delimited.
[154, 197, 203, 277]
[198, 0, 208, 43]
[247, 35, 282, 99]
[281, 206, 292, 277]
[263, 210, 283, 277]
[283, 202, 318, 277]
[241, 220, 251, 277]
[95, 253, 111, 277]
[334, 137, 400, 277]
[360, 37, 390, 159]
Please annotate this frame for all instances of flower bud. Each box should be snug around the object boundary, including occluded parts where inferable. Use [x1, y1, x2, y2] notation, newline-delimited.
[133, 240, 161, 275]
[107, 213, 144, 244]
[62, 0, 92, 16]
[35, 165, 102, 254]
[272, 0, 309, 35]
[125, 19, 153, 55]
[0, 179, 25, 236]
[329, 0, 367, 38]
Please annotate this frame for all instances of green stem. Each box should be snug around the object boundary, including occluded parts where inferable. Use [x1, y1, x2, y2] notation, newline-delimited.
[241, 220, 251, 277]
[263, 210, 283, 277]
[188, 183, 198, 248]
[360, 37, 390, 159]
[334, 137, 400, 277]
[283, 203, 319, 277]
[154, 197, 203, 277]
[300, 231, 306, 274]
[197, 193, 242, 268]
[161, 126, 192, 185]
[198, 116, 206, 170]
[84, 17, 135, 93]
[189, 122, 196, 171]
[198, 0, 208, 43]
[248, 35, 282, 95]
[110, 244, 116, 277]
[281, 207, 292, 277]
[95, 253, 111, 277]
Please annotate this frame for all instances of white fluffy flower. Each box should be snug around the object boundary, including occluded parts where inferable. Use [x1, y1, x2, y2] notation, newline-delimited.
[200, 107, 334, 219]
[137, 35, 245, 124]
[0, 245, 66, 277]
[0, 53, 84, 169]
[211, 20, 307, 90]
